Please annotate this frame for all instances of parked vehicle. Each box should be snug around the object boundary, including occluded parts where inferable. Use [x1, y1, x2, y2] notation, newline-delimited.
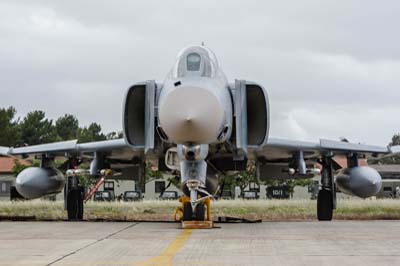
[123, 191, 143, 201]
[218, 190, 234, 200]
[94, 190, 115, 202]
[242, 190, 259, 200]
[159, 191, 179, 200]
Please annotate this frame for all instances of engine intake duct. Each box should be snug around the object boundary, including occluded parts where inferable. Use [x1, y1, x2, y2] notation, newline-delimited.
[123, 80, 156, 152]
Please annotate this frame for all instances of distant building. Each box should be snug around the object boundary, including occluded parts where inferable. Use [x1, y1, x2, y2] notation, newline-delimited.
[95, 176, 181, 200]
[370, 164, 400, 198]
[0, 156, 30, 200]
[370, 164, 400, 179]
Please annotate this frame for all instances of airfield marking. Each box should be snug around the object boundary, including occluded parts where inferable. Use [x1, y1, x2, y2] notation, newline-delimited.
[135, 229, 193, 266]
[45, 222, 140, 266]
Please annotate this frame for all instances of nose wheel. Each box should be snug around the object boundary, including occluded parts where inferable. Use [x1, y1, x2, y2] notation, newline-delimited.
[182, 202, 205, 221]
[194, 203, 205, 221]
[175, 196, 213, 228]
[182, 202, 193, 221]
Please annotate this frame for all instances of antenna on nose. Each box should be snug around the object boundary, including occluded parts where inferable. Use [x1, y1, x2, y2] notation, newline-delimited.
[201, 41, 205, 46]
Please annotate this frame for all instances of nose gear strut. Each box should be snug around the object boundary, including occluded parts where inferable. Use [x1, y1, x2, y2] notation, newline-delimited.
[173, 144, 214, 229]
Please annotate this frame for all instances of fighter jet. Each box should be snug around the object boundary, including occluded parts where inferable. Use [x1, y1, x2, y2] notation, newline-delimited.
[1, 45, 398, 221]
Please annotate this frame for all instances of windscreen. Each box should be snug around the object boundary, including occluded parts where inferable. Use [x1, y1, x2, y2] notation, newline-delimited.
[169, 46, 219, 79]
[187, 53, 201, 71]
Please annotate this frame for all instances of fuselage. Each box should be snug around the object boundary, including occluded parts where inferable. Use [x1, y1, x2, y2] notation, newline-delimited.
[156, 46, 237, 200]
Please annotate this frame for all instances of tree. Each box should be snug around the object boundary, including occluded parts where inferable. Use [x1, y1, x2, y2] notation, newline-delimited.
[235, 162, 257, 193]
[106, 131, 123, 140]
[78, 123, 106, 143]
[217, 162, 258, 194]
[11, 159, 39, 177]
[55, 114, 79, 140]
[19, 110, 57, 145]
[390, 134, 400, 147]
[145, 162, 163, 183]
[0, 106, 20, 146]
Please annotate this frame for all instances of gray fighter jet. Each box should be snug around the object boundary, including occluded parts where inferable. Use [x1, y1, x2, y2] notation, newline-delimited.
[1, 45, 399, 221]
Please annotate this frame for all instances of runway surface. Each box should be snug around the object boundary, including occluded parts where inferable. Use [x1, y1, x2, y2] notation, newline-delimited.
[0, 221, 399, 266]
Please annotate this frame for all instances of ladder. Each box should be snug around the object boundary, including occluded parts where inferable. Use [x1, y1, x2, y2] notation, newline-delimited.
[84, 176, 106, 203]
[83, 169, 113, 203]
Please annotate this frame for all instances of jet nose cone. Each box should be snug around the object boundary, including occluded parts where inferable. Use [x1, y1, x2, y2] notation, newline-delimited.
[159, 86, 224, 144]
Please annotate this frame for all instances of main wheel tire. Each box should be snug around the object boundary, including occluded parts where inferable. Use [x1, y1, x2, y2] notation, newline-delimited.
[195, 203, 205, 221]
[183, 202, 193, 221]
[317, 189, 333, 221]
[67, 188, 84, 221]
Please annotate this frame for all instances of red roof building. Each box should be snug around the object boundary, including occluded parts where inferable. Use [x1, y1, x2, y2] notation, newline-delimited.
[0, 156, 31, 175]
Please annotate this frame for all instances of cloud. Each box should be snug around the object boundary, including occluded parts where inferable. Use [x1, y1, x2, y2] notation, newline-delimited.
[0, 0, 399, 146]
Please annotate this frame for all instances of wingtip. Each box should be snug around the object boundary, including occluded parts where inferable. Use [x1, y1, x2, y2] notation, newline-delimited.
[0, 146, 11, 156]
[390, 145, 400, 154]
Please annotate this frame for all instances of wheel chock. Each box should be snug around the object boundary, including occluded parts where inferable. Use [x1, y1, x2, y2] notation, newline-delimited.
[182, 220, 214, 229]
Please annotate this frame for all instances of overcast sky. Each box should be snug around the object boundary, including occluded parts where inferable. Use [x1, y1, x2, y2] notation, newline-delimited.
[0, 0, 399, 146]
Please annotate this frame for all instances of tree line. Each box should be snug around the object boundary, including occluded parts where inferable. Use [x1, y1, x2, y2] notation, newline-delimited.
[0, 106, 122, 147]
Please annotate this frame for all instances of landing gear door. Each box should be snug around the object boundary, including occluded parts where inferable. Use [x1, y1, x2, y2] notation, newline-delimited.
[145, 80, 156, 154]
[234, 79, 248, 154]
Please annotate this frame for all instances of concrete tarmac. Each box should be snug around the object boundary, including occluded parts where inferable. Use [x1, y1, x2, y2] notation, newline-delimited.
[0, 221, 399, 266]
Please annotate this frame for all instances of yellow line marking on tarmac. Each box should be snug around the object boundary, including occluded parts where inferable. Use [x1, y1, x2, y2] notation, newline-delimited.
[135, 229, 193, 266]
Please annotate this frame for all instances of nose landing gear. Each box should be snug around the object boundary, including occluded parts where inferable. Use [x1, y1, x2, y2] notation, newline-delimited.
[174, 144, 214, 228]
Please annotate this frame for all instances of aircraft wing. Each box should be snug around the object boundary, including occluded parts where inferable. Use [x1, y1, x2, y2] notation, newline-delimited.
[0, 139, 142, 165]
[253, 137, 393, 161]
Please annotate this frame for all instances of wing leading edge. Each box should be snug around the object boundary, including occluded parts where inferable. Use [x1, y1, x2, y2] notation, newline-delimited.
[255, 137, 394, 161]
[1, 139, 141, 161]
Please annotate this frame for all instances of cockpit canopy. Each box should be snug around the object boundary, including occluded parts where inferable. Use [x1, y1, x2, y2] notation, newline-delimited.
[170, 46, 219, 78]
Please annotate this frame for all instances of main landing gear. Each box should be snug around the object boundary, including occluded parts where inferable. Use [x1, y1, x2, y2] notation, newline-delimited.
[65, 173, 84, 221]
[317, 156, 336, 221]
[64, 169, 113, 221]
